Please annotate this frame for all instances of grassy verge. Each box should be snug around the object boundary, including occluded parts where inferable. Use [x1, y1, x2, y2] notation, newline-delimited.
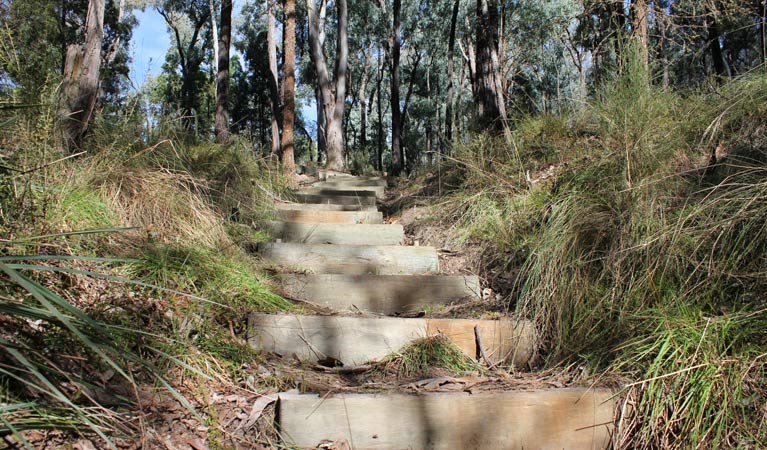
[0, 112, 293, 446]
[427, 67, 767, 447]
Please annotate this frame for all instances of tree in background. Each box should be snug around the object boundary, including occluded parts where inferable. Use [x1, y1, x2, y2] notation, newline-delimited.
[214, 0, 231, 143]
[306, 0, 349, 171]
[59, 0, 106, 149]
[474, 0, 507, 133]
[281, 0, 296, 176]
[157, 0, 211, 133]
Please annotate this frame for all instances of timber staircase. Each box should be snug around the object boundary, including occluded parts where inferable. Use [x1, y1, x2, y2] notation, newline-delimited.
[249, 172, 616, 449]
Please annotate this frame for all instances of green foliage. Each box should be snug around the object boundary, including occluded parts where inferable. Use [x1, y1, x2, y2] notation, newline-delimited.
[132, 243, 292, 312]
[436, 72, 767, 447]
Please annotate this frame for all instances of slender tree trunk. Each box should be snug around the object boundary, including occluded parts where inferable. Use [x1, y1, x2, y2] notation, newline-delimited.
[376, 47, 385, 173]
[105, 0, 125, 65]
[214, 0, 232, 143]
[359, 43, 372, 149]
[389, 0, 403, 175]
[706, 11, 729, 78]
[326, 0, 348, 171]
[60, 0, 105, 149]
[445, 0, 459, 150]
[475, 0, 507, 133]
[209, 0, 219, 97]
[267, 0, 281, 154]
[307, 0, 348, 171]
[631, 0, 649, 72]
[281, 0, 297, 176]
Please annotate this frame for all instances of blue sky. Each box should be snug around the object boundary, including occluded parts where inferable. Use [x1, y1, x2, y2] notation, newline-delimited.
[128, 3, 318, 129]
[129, 8, 169, 87]
[129, 2, 246, 88]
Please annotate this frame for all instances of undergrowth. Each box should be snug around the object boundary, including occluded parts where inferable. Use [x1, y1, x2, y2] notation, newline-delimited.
[0, 105, 293, 446]
[431, 59, 767, 447]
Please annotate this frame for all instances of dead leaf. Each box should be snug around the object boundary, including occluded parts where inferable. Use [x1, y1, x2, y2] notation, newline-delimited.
[237, 395, 277, 430]
[317, 439, 351, 450]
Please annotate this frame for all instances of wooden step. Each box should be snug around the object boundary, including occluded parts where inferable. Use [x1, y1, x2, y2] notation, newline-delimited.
[302, 185, 386, 198]
[264, 221, 404, 245]
[248, 314, 534, 367]
[319, 170, 386, 181]
[314, 178, 388, 188]
[275, 202, 379, 213]
[278, 389, 616, 450]
[279, 274, 480, 314]
[318, 169, 356, 179]
[274, 209, 384, 224]
[294, 192, 378, 207]
[258, 243, 438, 275]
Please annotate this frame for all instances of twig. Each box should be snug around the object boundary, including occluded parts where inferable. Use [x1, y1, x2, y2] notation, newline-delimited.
[623, 363, 708, 388]
[474, 325, 497, 370]
[312, 364, 373, 374]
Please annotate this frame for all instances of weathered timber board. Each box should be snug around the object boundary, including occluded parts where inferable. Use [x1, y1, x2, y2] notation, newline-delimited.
[278, 389, 616, 450]
[274, 202, 379, 212]
[294, 192, 378, 207]
[258, 243, 438, 275]
[248, 314, 533, 367]
[264, 221, 404, 245]
[301, 185, 385, 198]
[313, 178, 388, 188]
[317, 169, 356, 179]
[279, 274, 482, 314]
[274, 209, 384, 224]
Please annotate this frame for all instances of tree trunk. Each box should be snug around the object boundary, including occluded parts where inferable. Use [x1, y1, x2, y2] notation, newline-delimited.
[474, 0, 506, 133]
[706, 12, 729, 78]
[631, 0, 649, 71]
[376, 46, 385, 173]
[281, 0, 297, 176]
[359, 43, 372, 149]
[60, 0, 105, 149]
[389, 0, 403, 175]
[105, 0, 126, 65]
[445, 0, 459, 150]
[307, 0, 348, 171]
[215, 0, 232, 143]
[209, 0, 219, 98]
[267, 0, 281, 154]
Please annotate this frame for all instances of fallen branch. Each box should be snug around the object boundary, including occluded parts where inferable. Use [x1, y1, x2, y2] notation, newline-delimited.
[474, 325, 497, 370]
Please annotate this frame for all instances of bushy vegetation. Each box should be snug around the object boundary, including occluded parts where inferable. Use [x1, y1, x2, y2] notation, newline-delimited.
[0, 103, 292, 446]
[433, 65, 767, 447]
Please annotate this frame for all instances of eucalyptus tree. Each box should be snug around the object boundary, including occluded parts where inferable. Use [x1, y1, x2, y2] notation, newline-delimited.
[474, 0, 507, 133]
[156, 0, 211, 131]
[214, 0, 232, 143]
[305, 0, 349, 171]
[282, 0, 297, 175]
[59, 0, 106, 149]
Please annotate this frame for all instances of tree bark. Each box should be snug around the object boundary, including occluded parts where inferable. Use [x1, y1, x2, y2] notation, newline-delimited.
[474, 0, 507, 133]
[706, 11, 729, 78]
[60, 0, 105, 149]
[359, 43, 372, 149]
[307, 0, 348, 171]
[389, 0, 403, 175]
[631, 0, 649, 71]
[209, 0, 219, 96]
[445, 0, 459, 150]
[267, 0, 281, 154]
[376, 46, 385, 173]
[281, 0, 297, 176]
[215, 0, 232, 143]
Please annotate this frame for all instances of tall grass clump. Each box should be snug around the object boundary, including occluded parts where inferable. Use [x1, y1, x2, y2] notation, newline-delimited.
[0, 98, 293, 444]
[438, 46, 767, 447]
